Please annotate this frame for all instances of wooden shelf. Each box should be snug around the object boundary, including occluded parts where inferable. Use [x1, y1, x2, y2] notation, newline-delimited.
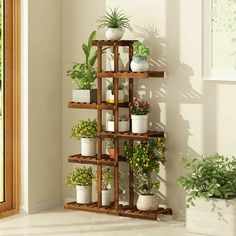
[65, 202, 172, 220]
[97, 131, 164, 140]
[68, 154, 126, 166]
[68, 101, 129, 110]
[92, 40, 137, 46]
[97, 71, 165, 79]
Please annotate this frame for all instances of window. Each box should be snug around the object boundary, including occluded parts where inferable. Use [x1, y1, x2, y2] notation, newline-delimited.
[0, 0, 20, 216]
[203, 0, 236, 81]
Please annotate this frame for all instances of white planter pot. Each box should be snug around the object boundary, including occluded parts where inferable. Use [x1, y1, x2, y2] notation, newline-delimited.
[131, 114, 148, 134]
[107, 120, 129, 132]
[130, 56, 149, 72]
[76, 185, 92, 204]
[72, 89, 97, 103]
[102, 189, 111, 206]
[81, 138, 96, 156]
[137, 194, 158, 211]
[110, 58, 124, 71]
[186, 197, 236, 236]
[105, 28, 124, 40]
[106, 90, 125, 103]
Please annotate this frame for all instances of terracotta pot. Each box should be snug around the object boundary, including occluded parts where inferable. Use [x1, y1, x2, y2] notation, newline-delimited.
[108, 148, 115, 159]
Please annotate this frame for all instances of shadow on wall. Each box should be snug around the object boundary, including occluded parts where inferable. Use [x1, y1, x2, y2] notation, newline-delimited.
[132, 17, 204, 219]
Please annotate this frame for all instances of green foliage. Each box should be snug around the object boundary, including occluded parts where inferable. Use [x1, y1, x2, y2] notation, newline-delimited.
[98, 7, 132, 31]
[124, 138, 166, 195]
[133, 41, 150, 58]
[129, 98, 151, 115]
[177, 154, 236, 207]
[66, 166, 93, 187]
[71, 119, 97, 140]
[107, 138, 115, 149]
[107, 80, 124, 95]
[94, 167, 114, 190]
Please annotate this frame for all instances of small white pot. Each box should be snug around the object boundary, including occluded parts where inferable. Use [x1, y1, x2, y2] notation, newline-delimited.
[186, 197, 236, 236]
[105, 28, 124, 40]
[131, 114, 148, 134]
[107, 120, 129, 132]
[110, 58, 124, 71]
[81, 138, 96, 156]
[76, 185, 92, 204]
[72, 89, 97, 103]
[130, 56, 149, 72]
[137, 194, 158, 211]
[102, 189, 111, 206]
[106, 90, 125, 103]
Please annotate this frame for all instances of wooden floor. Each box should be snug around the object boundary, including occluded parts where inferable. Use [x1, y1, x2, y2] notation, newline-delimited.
[65, 202, 172, 221]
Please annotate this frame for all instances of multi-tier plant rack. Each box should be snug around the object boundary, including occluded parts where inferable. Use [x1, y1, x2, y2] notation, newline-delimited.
[65, 40, 172, 220]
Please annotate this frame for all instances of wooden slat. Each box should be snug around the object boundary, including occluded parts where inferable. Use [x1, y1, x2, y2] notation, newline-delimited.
[92, 40, 137, 46]
[97, 71, 165, 79]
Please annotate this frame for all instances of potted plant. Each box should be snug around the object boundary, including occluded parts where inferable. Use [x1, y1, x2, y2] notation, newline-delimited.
[106, 115, 129, 132]
[106, 80, 125, 103]
[71, 119, 97, 156]
[124, 138, 166, 211]
[67, 31, 101, 103]
[98, 7, 132, 40]
[101, 167, 114, 206]
[130, 98, 151, 134]
[66, 166, 94, 204]
[106, 139, 115, 159]
[130, 41, 150, 72]
[109, 52, 124, 71]
[177, 154, 236, 236]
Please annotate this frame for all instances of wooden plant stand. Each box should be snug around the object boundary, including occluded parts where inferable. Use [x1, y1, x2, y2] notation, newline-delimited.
[64, 40, 172, 220]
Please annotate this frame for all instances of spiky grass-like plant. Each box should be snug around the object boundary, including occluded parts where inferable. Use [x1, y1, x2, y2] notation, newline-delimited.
[98, 7, 132, 31]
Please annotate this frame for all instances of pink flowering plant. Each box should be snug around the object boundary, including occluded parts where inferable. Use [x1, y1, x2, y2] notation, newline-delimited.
[129, 98, 151, 115]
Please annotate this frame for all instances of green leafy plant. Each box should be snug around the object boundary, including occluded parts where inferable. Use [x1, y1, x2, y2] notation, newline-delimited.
[94, 167, 114, 190]
[98, 7, 132, 31]
[133, 41, 150, 58]
[107, 138, 115, 149]
[129, 98, 151, 115]
[124, 138, 166, 195]
[107, 80, 124, 95]
[66, 167, 94, 187]
[71, 119, 97, 140]
[177, 154, 236, 208]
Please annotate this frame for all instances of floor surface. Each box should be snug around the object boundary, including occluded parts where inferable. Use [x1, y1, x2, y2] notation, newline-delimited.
[0, 207, 204, 236]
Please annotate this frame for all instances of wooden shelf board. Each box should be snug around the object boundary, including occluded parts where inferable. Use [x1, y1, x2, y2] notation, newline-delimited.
[68, 101, 129, 110]
[92, 40, 137, 46]
[97, 71, 165, 79]
[68, 154, 126, 166]
[97, 131, 165, 140]
[65, 202, 172, 220]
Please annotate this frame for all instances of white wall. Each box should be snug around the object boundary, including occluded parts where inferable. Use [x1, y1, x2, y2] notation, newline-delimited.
[21, 0, 63, 213]
[60, 0, 236, 219]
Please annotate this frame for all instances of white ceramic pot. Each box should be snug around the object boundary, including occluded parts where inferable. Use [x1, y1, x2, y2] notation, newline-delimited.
[106, 90, 125, 103]
[102, 189, 111, 206]
[72, 89, 90, 103]
[105, 28, 124, 40]
[110, 58, 124, 71]
[76, 185, 92, 204]
[186, 197, 236, 236]
[131, 114, 148, 134]
[107, 120, 129, 132]
[137, 194, 158, 211]
[130, 56, 149, 72]
[81, 138, 96, 156]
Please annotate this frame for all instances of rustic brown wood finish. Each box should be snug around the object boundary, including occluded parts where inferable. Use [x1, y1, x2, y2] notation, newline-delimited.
[65, 40, 172, 220]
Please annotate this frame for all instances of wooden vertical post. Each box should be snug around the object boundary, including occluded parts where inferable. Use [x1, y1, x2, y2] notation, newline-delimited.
[113, 43, 119, 210]
[97, 45, 102, 208]
[128, 45, 134, 206]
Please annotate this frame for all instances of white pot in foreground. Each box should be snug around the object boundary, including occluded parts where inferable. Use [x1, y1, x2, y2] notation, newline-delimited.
[76, 185, 92, 204]
[107, 120, 129, 132]
[186, 197, 236, 236]
[81, 138, 96, 156]
[137, 194, 158, 211]
[105, 28, 124, 40]
[131, 114, 148, 134]
[102, 189, 111, 206]
[106, 90, 125, 103]
[72, 89, 97, 103]
[130, 56, 149, 72]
